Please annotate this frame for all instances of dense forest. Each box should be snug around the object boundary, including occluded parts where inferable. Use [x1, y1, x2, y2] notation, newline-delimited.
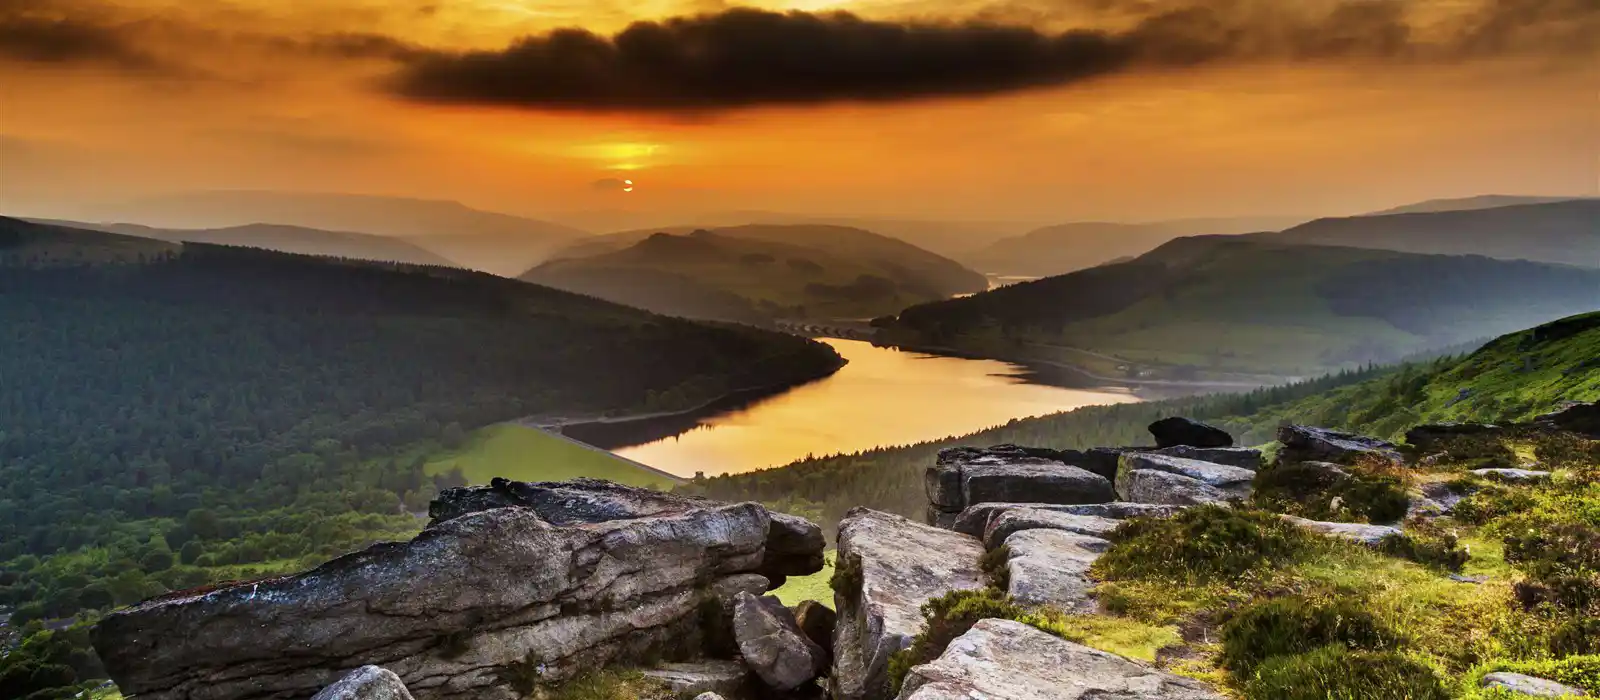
[683, 311, 1600, 539]
[0, 218, 843, 697]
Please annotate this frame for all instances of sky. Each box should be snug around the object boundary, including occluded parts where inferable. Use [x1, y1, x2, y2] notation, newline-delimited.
[0, 0, 1595, 225]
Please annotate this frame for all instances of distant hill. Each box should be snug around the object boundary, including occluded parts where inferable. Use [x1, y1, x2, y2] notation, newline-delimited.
[1364, 194, 1589, 216]
[0, 217, 178, 264]
[528, 225, 988, 322]
[1266, 200, 1599, 266]
[28, 219, 457, 267]
[962, 216, 1309, 277]
[89, 190, 588, 275]
[880, 236, 1600, 376]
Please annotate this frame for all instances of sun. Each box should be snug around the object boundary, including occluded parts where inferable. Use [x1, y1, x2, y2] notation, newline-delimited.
[623, 179, 634, 193]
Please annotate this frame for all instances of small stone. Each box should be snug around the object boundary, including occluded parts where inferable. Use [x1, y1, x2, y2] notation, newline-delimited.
[1448, 574, 1488, 584]
[1282, 515, 1402, 546]
[692, 694, 728, 700]
[1470, 468, 1552, 483]
[310, 666, 415, 700]
[643, 660, 753, 698]
[1480, 671, 1590, 697]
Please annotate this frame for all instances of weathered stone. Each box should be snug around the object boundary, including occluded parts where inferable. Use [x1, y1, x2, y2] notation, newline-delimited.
[1118, 453, 1255, 500]
[1003, 530, 1110, 613]
[1150, 445, 1263, 470]
[733, 593, 825, 691]
[1534, 401, 1600, 438]
[926, 446, 1113, 524]
[692, 694, 728, 700]
[1480, 672, 1590, 697]
[1282, 515, 1402, 546]
[832, 508, 985, 700]
[1419, 481, 1469, 513]
[982, 509, 1120, 550]
[643, 660, 753, 699]
[93, 482, 784, 700]
[1278, 424, 1402, 465]
[1149, 416, 1234, 448]
[793, 600, 835, 664]
[311, 666, 416, 700]
[951, 502, 1181, 539]
[895, 619, 1222, 700]
[1118, 469, 1233, 506]
[705, 574, 771, 656]
[762, 512, 828, 581]
[1471, 468, 1552, 483]
[1405, 422, 1502, 450]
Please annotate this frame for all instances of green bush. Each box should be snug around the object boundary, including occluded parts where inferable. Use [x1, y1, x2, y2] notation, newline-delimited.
[978, 545, 1010, 591]
[1094, 505, 1311, 583]
[1243, 645, 1449, 700]
[1503, 521, 1600, 612]
[830, 552, 863, 602]
[887, 589, 1024, 695]
[1221, 596, 1399, 677]
[1550, 618, 1600, 656]
[1454, 485, 1539, 525]
[1376, 519, 1469, 571]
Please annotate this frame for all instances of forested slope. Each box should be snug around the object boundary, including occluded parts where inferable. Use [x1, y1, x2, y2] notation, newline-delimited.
[683, 311, 1600, 535]
[0, 217, 842, 644]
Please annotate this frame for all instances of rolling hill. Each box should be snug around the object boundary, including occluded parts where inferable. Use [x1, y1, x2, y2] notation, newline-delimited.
[1364, 194, 1589, 216]
[526, 225, 988, 322]
[962, 215, 1309, 278]
[88, 190, 588, 275]
[1267, 200, 1599, 266]
[28, 219, 457, 267]
[879, 236, 1600, 377]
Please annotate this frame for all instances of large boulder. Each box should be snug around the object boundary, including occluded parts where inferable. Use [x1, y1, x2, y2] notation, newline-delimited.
[926, 446, 1113, 527]
[832, 509, 986, 700]
[1117, 469, 1233, 506]
[1002, 530, 1110, 613]
[1148, 417, 1234, 448]
[1405, 422, 1502, 451]
[1277, 425, 1402, 465]
[312, 666, 416, 700]
[732, 593, 825, 692]
[982, 509, 1120, 550]
[951, 502, 1182, 539]
[93, 481, 818, 700]
[1117, 453, 1255, 499]
[761, 513, 828, 586]
[1534, 401, 1600, 438]
[895, 619, 1222, 700]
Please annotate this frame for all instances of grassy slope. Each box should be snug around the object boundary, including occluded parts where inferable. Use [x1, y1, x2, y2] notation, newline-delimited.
[424, 425, 678, 489]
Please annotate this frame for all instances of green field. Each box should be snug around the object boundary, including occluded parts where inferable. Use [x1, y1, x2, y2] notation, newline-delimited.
[425, 424, 679, 489]
[772, 551, 836, 609]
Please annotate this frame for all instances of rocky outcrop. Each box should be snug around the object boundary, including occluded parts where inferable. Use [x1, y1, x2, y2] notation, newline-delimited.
[833, 509, 986, 700]
[1118, 454, 1255, 497]
[1480, 672, 1590, 697]
[894, 619, 1222, 700]
[643, 661, 753, 699]
[1002, 530, 1110, 612]
[981, 509, 1120, 550]
[1471, 467, 1552, 483]
[312, 667, 416, 700]
[1282, 515, 1402, 546]
[93, 480, 824, 700]
[926, 446, 1113, 527]
[732, 593, 825, 692]
[1148, 417, 1234, 448]
[1534, 401, 1600, 438]
[793, 601, 836, 665]
[1278, 425, 1402, 465]
[1151, 445, 1263, 470]
[1118, 469, 1235, 506]
[951, 502, 1181, 539]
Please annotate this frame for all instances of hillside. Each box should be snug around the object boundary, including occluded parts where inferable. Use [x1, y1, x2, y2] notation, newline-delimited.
[89, 190, 588, 275]
[526, 226, 987, 322]
[0, 217, 843, 638]
[684, 311, 1600, 536]
[1267, 200, 1599, 266]
[962, 215, 1308, 278]
[1365, 194, 1588, 216]
[29, 219, 458, 267]
[879, 236, 1600, 377]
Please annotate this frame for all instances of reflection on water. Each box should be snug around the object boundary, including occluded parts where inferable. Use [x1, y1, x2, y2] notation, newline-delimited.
[608, 338, 1139, 477]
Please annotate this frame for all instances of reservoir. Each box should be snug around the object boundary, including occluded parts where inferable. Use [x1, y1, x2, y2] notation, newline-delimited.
[568, 338, 1141, 478]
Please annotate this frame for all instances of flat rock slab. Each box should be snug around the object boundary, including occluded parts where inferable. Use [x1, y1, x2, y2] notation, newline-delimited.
[927, 447, 1114, 524]
[312, 666, 416, 700]
[1118, 469, 1233, 506]
[1149, 445, 1263, 470]
[1471, 468, 1552, 483]
[951, 502, 1181, 539]
[1278, 424, 1402, 465]
[1481, 672, 1590, 697]
[833, 508, 986, 700]
[1282, 515, 1402, 546]
[1118, 453, 1255, 498]
[983, 509, 1121, 550]
[1149, 416, 1234, 448]
[1003, 530, 1110, 613]
[643, 661, 754, 699]
[896, 619, 1223, 700]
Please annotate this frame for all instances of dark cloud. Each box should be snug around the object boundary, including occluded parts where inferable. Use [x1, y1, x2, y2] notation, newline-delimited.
[389, 2, 1597, 112]
[0, 9, 164, 70]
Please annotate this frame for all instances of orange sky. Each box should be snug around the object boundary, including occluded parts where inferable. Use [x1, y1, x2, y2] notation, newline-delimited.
[0, 0, 1595, 226]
